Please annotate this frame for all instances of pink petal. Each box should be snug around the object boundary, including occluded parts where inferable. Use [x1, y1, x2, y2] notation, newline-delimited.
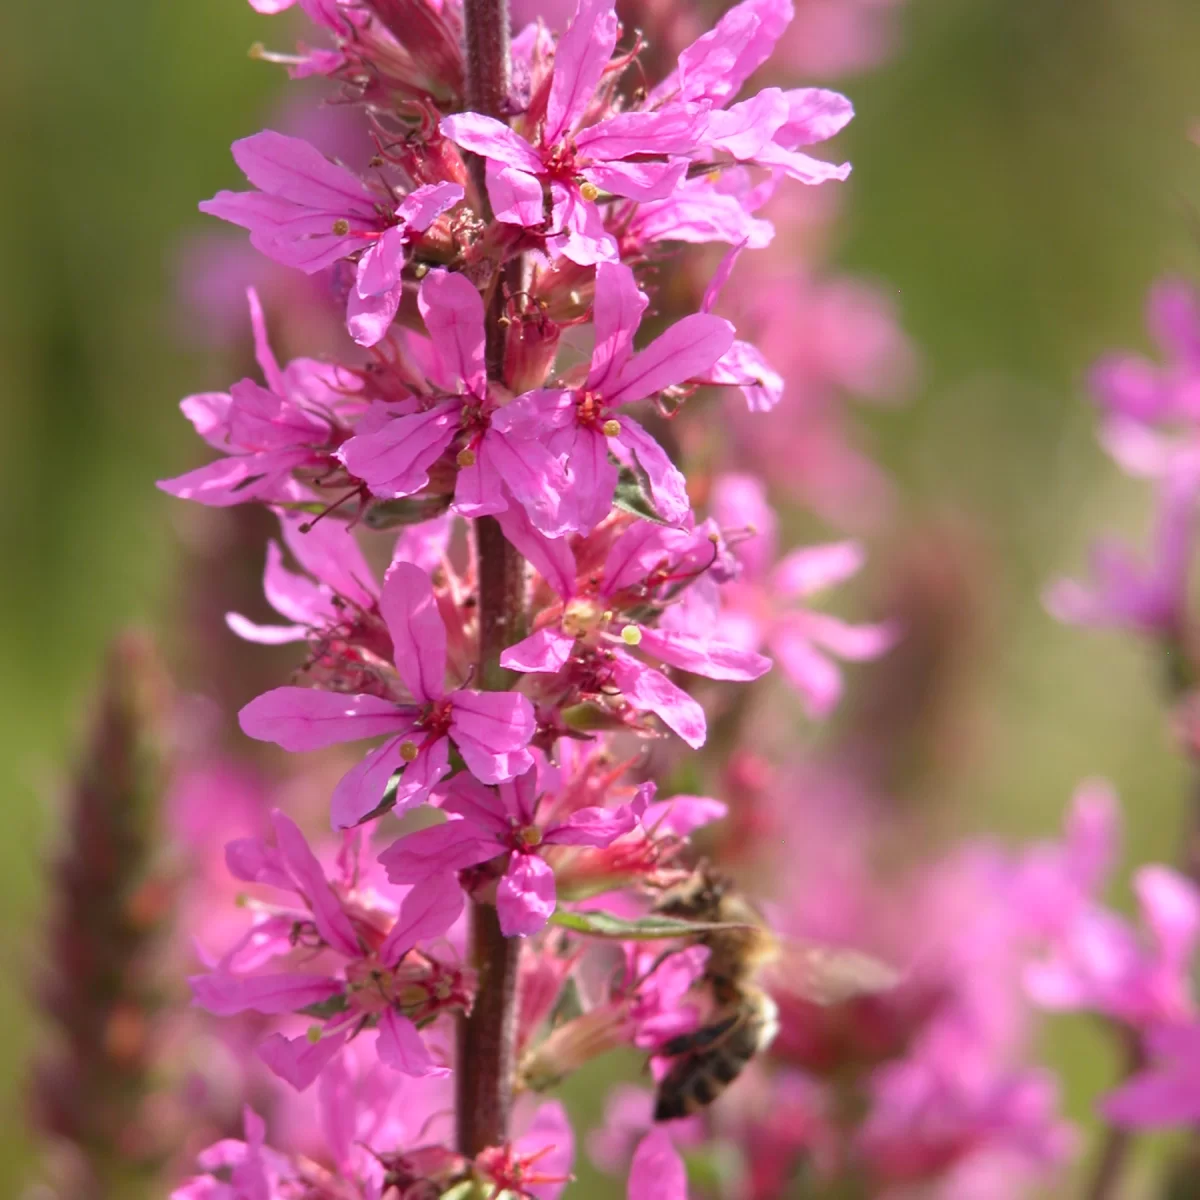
[330, 736, 409, 830]
[556, 422, 617, 533]
[587, 261, 649, 393]
[516, 1101, 576, 1200]
[246, 287, 286, 395]
[479, 429, 574, 536]
[224, 836, 291, 890]
[225, 612, 308, 645]
[1104, 1064, 1200, 1128]
[378, 819, 500, 883]
[776, 87, 855, 147]
[261, 538, 328, 625]
[545, 803, 639, 847]
[379, 562, 448, 703]
[1136, 866, 1200, 966]
[271, 811, 360, 956]
[497, 854, 558, 936]
[613, 416, 692, 525]
[230, 130, 377, 216]
[752, 139, 851, 184]
[671, 3, 769, 105]
[418, 269, 488, 398]
[495, 504, 578, 600]
[545, 0, 619, 143]
[239, 687, 411, 751]
[637, 628, 772, 682]
[501, 627, 576, 673]
[705, 89, 789, 159]
[346, 274, 402, 347]
[582, 159, 688, 202]
[801, 613, 896, 661]
[487, 160, 546, 226]
[157, 450, 302, 507]
[609, 652, 706, 748]
[628, 1128, 688, 1200]
[377, 1009, 450, 1077]
[189, 971, 340, 1016]
[378, 872, 465, 964]
[608, 314, 736, 406]
[769, 626, 841, 718]
[338, 401, 460, 498]
[453, 438, 507, 520]
[449, 689, 536, 783]
[356, 225, 409, 299]
[642, 795, 728, 837]
[547, 182, 619, 265]
[439, 113, 543, 174]
[258, 1024, 351, 1091]
[280, 510, 377, 608]
[772, 540, 865, 596]
[396, 181, 465, 232]
[392, 733, 453, 811]
[179, 390, 233, 449]
[576, 108, 703, 161]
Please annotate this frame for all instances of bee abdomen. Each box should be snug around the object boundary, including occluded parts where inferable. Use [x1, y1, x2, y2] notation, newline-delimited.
[653, 996, 776, 1122]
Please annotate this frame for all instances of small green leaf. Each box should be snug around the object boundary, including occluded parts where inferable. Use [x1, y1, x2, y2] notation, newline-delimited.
[549, 908, 749, 940]
[364, 493, 453, 530]
[613, 462, 672, 525]
[297, 994, 350, 1019]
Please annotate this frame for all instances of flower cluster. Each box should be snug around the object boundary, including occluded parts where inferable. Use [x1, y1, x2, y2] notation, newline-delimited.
[160, 0, 912, 1194]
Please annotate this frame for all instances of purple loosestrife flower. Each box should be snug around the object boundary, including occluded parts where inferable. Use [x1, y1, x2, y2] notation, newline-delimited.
[379, 765, 642, 936]
[496, 515, 771, 747]
[239, 562, 535, 828]
[339, 269, 574, 535]
[627, 1127, 688, 1200]
[648, 0, 853, 184]
[159, 288, 366, 506]
[200, 130, 463, 345]
[190, 811, 467, 1089]
[494, 261, 735, 532]
[711, 473, 894, 716]
[1104, 1022, 1200, 1128]
[1045, 463, 1200, 641]
[440, 0, 700, 265]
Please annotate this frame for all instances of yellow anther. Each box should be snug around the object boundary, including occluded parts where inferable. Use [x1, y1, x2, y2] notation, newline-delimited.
[306, 1025, 323, 1044]
[456, 447, 477, 468]
[602, 418, 621, 438]
[413, 262, 429, 279]
[621, 625, 643, 647]
[332, 218, 350, 236]
[519, 825, 543, 847]
[400, 741, 420, 763]
[579, 181, 600, 202]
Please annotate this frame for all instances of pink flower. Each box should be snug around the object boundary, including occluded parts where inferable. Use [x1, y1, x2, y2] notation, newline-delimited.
[238, 562, 535, 828]
[441, 0, 701, 264]
[189, 811, 467, 1090]
[1045, 462, 1200, 640]
[379, 765, 641, 936]
[712, 474, 894, 716]
[158, 288, 365, 507]
[495, 261, 735, 532]
[627, 1127, 688, 1200]
[199, 130, 462, 344]
[339, 269, 574, 535]
[649, 0, 853, 183]
[1104, 1022, 1200, 1128]
[496, 514, 771, 747]
[476, 1101, 575, 1200]
[1025, 864, 1200, 1030]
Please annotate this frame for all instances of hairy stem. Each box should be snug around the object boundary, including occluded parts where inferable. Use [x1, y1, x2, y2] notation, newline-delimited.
[1082, 1031, 1144, 1200]
[456, 0, 523, 1157]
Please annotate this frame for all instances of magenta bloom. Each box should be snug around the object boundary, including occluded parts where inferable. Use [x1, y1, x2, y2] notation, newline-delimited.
[627, 1128, 688, 1200]
[711, 474, 894, 717]
[1045, 462, 1200, 641]
[495, 262, 735, 532]
[339, 269, 573, 535]
[380, 765, 641, 936]
[440, 0, 699, 265]
[199, 130, 463, 345]
[239, 562, 536, 828]
[497, 515, 771, 747]
[189, 811, 466, 1090]
[1025, 864, 1200, 1030]
[158, 288, 365, 507]
[1104, 1022, 1200, 1128]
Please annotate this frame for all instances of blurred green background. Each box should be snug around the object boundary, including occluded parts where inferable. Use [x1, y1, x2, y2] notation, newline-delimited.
[3, 0, 1200, 1193]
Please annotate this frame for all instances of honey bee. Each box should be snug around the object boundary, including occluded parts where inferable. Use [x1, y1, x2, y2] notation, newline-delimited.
[650, 866, 898, 1121]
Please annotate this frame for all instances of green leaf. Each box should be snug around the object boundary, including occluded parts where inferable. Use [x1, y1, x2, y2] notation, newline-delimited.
[297, 994, 350, 1019]
[549, 908, 749, 940]
[363, 493, 453, 530]
[613, 462, 672, 525]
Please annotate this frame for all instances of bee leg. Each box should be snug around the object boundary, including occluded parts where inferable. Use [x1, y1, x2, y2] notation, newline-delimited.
[655, 1010, 743, 1057]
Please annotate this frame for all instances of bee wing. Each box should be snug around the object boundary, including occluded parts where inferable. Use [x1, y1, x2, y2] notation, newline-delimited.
[767, 938, 901, 1006]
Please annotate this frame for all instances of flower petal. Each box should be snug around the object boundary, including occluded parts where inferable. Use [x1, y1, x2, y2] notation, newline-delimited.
[239, 688, 410, 751]
[377, 1009, 450, 1077]
[379, 562, 448, 703]
[609, 314, 736, 406]
[545, 0, 619, 144]
[258, 1024, 350, 1092]
[418, 269, 488, 397]
[449, 689, 537, 783]
[271, 811, 360, 956]
[501, 627, 576, 673]
[497, 854, 557, 936]
[378, 871, 465, 964]
[440, 112, 543, 173]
